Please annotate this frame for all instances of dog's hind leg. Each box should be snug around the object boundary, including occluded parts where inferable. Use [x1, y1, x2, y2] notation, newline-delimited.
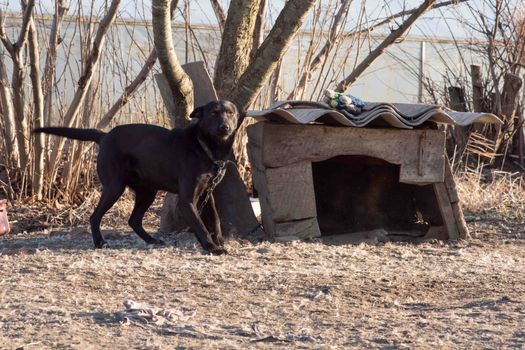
[90, 184, 125, 248]
[128, 187, 164, 246]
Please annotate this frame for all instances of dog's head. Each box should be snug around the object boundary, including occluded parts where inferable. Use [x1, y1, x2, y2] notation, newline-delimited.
[190, 100, 239, 143]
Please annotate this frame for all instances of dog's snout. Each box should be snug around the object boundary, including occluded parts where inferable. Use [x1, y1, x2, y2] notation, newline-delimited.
[219, 123, 231, 132]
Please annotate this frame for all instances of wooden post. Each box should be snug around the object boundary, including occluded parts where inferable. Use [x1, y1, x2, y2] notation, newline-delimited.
[470, 65, 483, 112]
[519, 111, 524, 168]
[431, 157, 470, 240]
[418, 41, 425, 103]
[447, 86, 470, 156]
[443, 157, 470, 238]
[518, 82, 525, 168]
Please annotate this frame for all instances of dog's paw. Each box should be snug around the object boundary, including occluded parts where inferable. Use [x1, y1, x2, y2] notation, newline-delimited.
[94, 240, 109, 249]
[209, 246, 228, 255]
[148, 238, 166, 246]
[214, 236, 225, 246]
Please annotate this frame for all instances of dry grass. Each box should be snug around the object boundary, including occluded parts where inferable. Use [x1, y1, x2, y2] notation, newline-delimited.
[0, 220, 524, 349]
[1, 173, 524, 348]
[456, 169, 525, 218]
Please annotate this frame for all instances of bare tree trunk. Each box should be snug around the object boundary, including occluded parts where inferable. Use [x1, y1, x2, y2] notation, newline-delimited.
[0, 51, 19, 167]
[250, 0, 266, 61]
[10, 58, 30, 170]
[0, 1, 35, 170]
[213, 0, 262, 99]
[335, 0, 438, 92]
[230, 0, 317, 111]
[28, 17, 45, 200]
[47, 0, 121, 180]
[210, 0, 226, 32]
[152, 0, 194, 126]
[42, 0, 67, 128]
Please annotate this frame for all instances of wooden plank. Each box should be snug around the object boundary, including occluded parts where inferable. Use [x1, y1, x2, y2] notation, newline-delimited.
[246, 142, 265, 172]
[246, 121, 264, 148]
[422, 226, 448, 240]
[154, 74, 177, 117]
[443, 158, 470, 239]
[265, 162, 317, 222]
[255, 123, 445, 184]
[214, 161, 261, 237]
[274, 217, 321, 239]
[433, 182, 459, 239]
[448, 86, 468, 112]
[501, 73, 522, 120]
[518, 111, 525, 168]
[155, 61, 218, 119]
[181, 61, 218, 107]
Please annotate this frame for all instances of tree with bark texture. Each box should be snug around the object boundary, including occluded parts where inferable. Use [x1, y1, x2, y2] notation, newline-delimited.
[153, 0, 317, 115]
[213, 0, 262, 98]
[152, 0, 194, 126]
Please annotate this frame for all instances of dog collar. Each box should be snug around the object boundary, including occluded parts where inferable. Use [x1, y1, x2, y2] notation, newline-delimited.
[197, 136, 216, 160]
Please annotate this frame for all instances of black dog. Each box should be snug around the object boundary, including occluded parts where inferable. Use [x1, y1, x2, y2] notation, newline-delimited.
[34, 100, 239, 255]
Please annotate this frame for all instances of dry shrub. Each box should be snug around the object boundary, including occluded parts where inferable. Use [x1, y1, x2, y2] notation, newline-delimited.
[456, 169, 525, 217]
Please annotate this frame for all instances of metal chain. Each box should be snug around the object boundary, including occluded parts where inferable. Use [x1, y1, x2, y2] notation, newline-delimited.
[198, 160, 228, 214]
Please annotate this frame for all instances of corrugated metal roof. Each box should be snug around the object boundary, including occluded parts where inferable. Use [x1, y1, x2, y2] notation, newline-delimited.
[247, 101, 502, 129]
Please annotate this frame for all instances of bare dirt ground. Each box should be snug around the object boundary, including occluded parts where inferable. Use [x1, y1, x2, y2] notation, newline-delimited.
[1, 198, 524, 349]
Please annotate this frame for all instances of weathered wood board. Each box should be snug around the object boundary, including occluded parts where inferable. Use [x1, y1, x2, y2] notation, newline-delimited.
[248, 122, 446, 184]
[248, 121, 466, 241]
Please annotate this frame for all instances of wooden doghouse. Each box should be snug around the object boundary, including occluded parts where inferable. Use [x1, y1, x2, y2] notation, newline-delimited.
[247, 102, 501, 242]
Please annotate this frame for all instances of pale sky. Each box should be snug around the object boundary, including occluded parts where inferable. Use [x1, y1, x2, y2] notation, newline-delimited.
[0, 0, 520, 39]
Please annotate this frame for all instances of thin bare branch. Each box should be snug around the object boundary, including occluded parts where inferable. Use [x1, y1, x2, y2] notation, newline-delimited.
[96, 49, 157, 129]
[335, 0, 439, 92]
[210, 0, 227, 32]
[289, 0, 352, 99]
[98, 0, 179, 129]
[353, 0, 469, 36]
[48, 0, 122, 178]
[0, 10, 15, 55]
[16, 0, 35, 50]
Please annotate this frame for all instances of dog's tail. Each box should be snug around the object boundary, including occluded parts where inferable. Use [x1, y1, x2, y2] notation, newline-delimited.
[33, 127, 106, 144]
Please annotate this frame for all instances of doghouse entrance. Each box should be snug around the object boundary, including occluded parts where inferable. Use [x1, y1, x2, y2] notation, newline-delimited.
[312, 155, 443, 238]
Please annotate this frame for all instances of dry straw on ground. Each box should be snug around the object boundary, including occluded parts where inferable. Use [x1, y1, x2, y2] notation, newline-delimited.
[457, 170, 525, 217]
[0, 177, 524, 349]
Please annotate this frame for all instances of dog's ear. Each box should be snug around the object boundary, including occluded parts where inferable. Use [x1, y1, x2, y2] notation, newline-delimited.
[190, 106, 204, 119]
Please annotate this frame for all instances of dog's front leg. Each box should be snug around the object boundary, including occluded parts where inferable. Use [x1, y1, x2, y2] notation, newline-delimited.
[178, 175, 225, 254]
[179, 199, 226, 255]
[203, 194, 224, 246]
